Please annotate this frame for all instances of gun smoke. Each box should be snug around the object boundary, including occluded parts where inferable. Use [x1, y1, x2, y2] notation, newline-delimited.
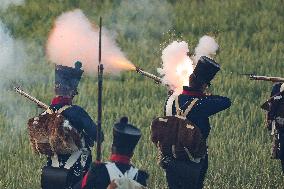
[158, 36, 219, 93]
[101, 0, 173, 42]
[192, 35, 219, 65]
[0, 1, 46, 138]
[157, 41, 194, 92]
[46, 9, 135, 75]
[0, 0, 24, 10]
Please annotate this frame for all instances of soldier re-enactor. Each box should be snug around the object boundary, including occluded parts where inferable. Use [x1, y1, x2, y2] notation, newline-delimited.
[262, 82, 284, 173]
[162, 56, 231, 189]
[74, 117, 149, 189]
[41, 62, 103, 189]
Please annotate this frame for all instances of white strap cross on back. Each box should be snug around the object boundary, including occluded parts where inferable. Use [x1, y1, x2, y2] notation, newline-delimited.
[51, 150, 83, 169]
[105, 162, 138, 181]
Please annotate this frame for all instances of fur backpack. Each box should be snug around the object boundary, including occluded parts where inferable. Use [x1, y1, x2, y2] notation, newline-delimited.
[151, 97, 207, 162]
[27, 106, 82, 156]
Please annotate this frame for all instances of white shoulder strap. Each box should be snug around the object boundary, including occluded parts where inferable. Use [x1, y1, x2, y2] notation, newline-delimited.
[64, 150, 82, 169]
[50, 150, 85, 169]
[125, 166, 139, 180]
[51, 154, 60, 167]
[105, 162, 124, 181]
[165, 94, 177, 116]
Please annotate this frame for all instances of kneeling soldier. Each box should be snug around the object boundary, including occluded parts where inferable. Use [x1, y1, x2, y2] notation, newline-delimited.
[74, 117, 148, 189]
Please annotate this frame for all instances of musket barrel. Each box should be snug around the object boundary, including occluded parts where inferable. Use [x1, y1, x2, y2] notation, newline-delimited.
[135, 66, 163, 84]
[96, 16, 103, 162]
[14, 87, 49, 109]
[249, 75, 284, 82]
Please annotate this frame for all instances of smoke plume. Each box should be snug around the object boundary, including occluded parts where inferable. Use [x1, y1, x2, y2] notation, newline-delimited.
[46, 9, 135, 75]
[102, 0, 173, 42]
[0, 21, 27, 88]
[0, 19, 33, 136]
[192, 35, 219, 64]
[157, 41, 194, 92]
[0, 0, 24, 10]
[158, 35, 219, 93]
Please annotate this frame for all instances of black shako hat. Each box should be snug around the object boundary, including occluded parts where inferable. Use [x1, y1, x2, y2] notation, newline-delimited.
[55, 61, 83, 97]
[112, 117, 141, 155]
[192, 56, 220, 85]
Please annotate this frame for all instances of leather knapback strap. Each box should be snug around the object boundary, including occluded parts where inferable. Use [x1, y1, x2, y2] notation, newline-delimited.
[183, 99, 198, 116]
[175, 96, 198, 117]
[46, 105, 71, 115]
[58, 105, 71, 114]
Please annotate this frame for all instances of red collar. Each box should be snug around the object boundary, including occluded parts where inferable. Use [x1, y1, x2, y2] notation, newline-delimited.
[182, 90, 205, 97]
[51, 96, 73, 106]
[110, 154, 131, 164]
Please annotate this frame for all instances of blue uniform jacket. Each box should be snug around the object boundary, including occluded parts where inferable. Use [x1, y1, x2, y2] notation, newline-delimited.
[165, 86, 231, 139]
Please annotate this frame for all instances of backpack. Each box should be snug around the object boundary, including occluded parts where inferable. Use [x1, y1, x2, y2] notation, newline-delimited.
[27, 106, 82, 156]
[151, 96, 207, 162]
[262, 92, 284, 129]
[105, 162, 147, 189]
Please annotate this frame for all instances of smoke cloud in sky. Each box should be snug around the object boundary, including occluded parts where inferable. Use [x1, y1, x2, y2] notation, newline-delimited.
[0, 0, 24, 10]
[102, 0, 173, 41]
[46, 9, 135, 75]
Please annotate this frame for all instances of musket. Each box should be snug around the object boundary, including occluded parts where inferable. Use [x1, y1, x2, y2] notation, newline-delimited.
[96, 16, 103, 162]
[135, 66, 163, 84]
[134, 66, 174, 95]
[242, 73, 284, 83]
[14, 86, 49, 109]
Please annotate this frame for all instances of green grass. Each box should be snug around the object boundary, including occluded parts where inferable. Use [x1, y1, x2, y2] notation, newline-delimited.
[0, 0, 284, 188]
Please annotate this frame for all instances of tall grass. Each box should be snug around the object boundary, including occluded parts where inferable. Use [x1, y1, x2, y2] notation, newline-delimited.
[0, 0, 284, 188]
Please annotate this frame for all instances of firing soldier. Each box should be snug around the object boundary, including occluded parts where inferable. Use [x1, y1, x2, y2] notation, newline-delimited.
[261, 82, 284, 173]
[74, 117, 149, 189]
[39, 61, 103, 189]
[162, 56, 231, 189]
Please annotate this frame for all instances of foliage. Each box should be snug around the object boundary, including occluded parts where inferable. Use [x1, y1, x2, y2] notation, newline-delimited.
[0, 0, 284, 188]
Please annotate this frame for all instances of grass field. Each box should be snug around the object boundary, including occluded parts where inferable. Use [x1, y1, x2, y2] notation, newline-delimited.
[0, 0, 284, 188]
